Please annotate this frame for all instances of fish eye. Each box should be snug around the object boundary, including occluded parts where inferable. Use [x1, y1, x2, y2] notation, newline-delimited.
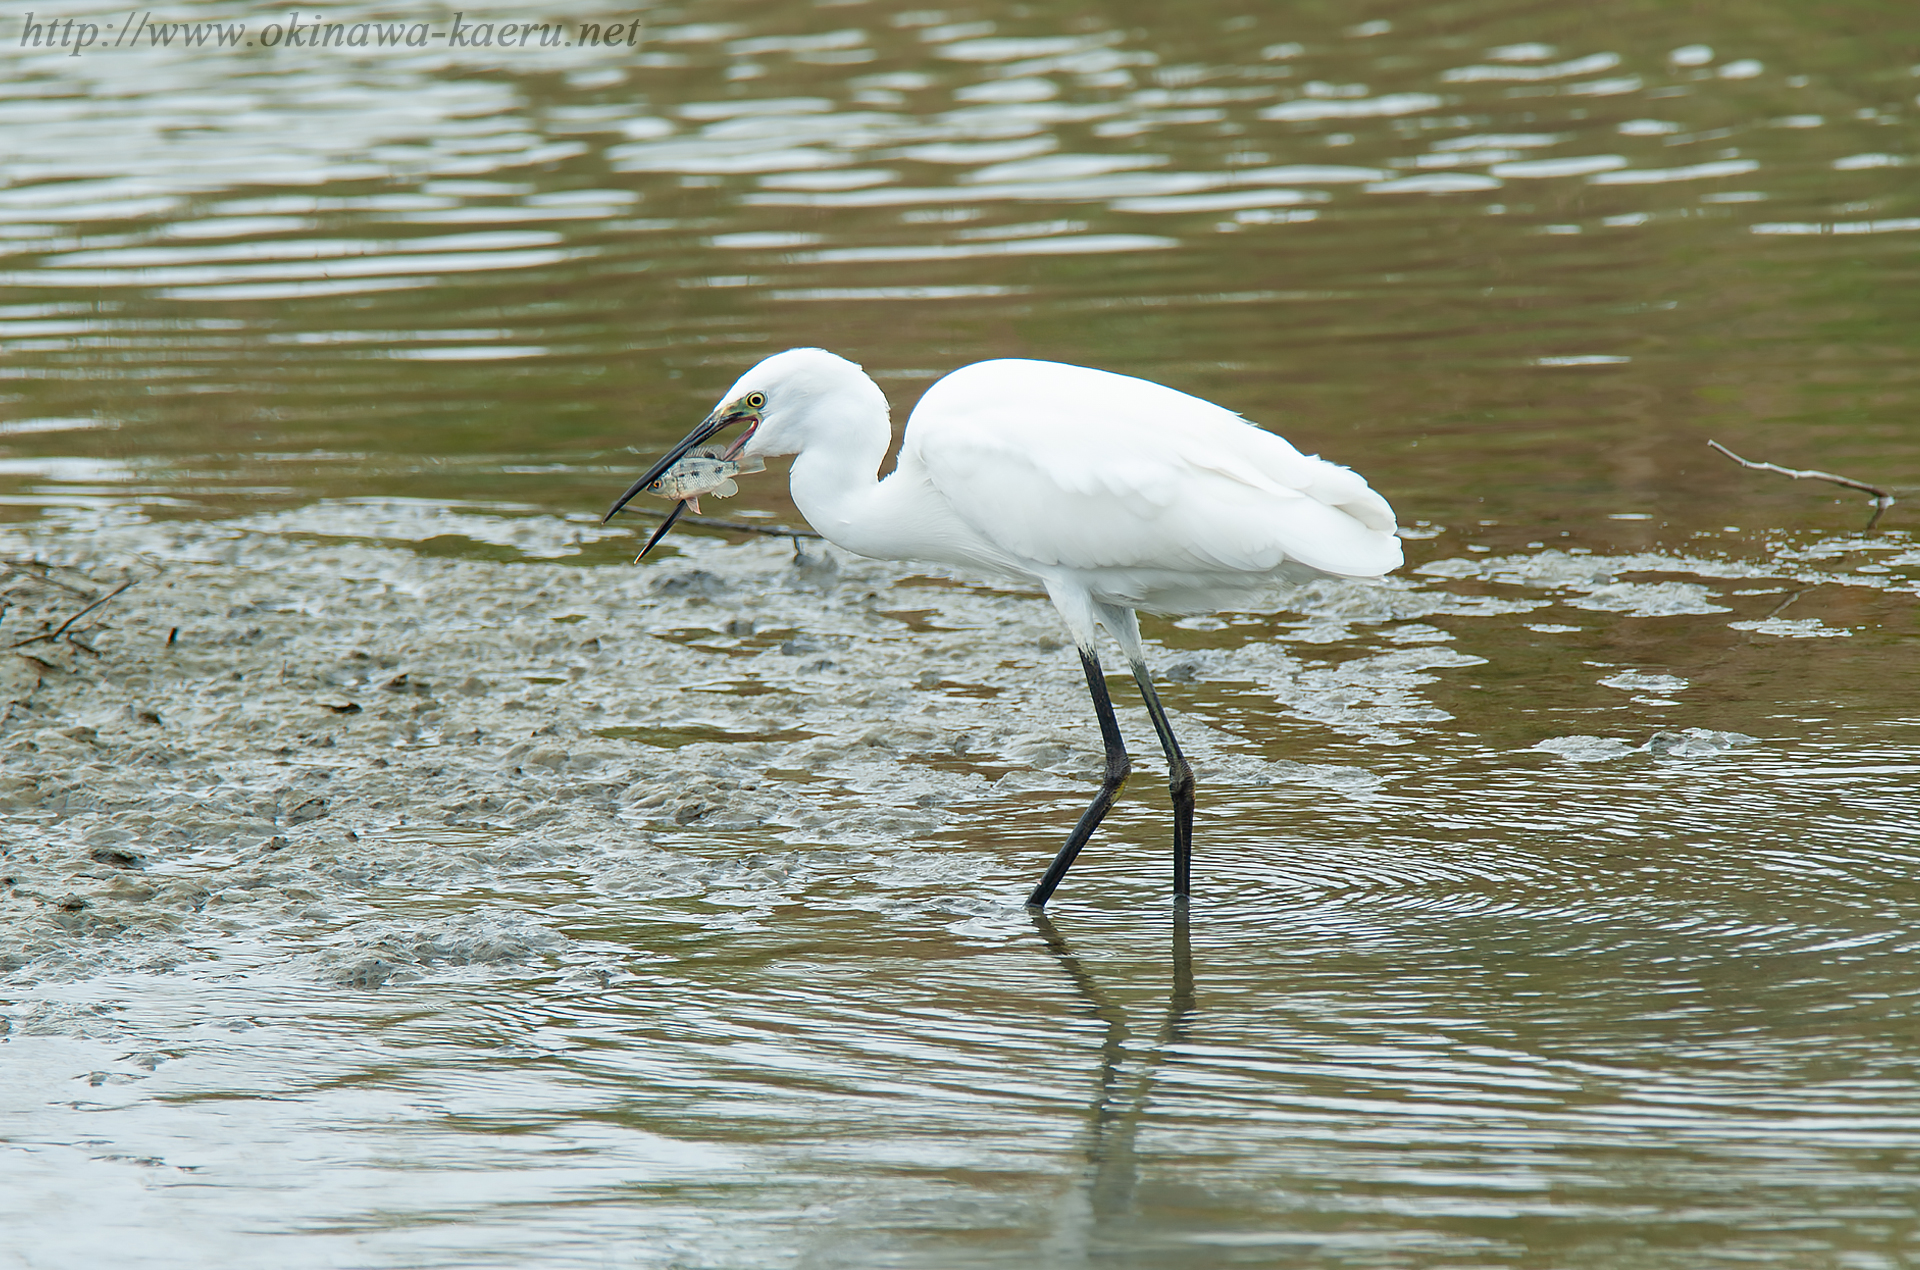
[744, 392, 766, 410]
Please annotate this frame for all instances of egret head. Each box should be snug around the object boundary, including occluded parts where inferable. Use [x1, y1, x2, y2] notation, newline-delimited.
[601, 348, 885, 550]
[719, 347, 885, 460]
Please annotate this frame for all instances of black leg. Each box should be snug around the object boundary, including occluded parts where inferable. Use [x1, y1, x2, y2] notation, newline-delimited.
[1128, 662, 1194, 899]
[1170, 897, 1193, 1013]
[1027, 648, 1131, 908]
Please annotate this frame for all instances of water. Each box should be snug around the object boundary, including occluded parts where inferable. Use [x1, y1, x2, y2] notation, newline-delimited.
[3, 1, 1919, 1266]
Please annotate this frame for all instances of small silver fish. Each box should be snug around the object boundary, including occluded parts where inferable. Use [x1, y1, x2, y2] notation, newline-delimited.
[641, 446, 765, 512]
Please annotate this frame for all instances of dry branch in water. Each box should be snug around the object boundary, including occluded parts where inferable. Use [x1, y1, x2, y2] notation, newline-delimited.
[1708, 440, 1899, 531]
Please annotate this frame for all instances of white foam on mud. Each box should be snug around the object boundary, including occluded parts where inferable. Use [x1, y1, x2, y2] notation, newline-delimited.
[1729, 617, 1852, 637]
[1599, 670, 1689, 694]
[1569, 581, 1730, 616]
[1532, 728, 1762, 762]
[1643, 728, 1760, 759]
[303, 909, 573, 988]
[1532, 735, 1642, 761]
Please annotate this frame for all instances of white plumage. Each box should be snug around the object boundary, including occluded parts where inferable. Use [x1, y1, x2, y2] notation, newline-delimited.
[607, 347, 1402, 907]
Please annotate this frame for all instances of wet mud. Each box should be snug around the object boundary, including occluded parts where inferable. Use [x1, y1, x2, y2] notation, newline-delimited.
[0, 512, 1396, 992]
[4, 510, 1911, 996]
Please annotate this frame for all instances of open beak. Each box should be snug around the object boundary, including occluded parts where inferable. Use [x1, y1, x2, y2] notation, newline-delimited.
[603, 407, 726, 525]
[602, 407, 761, 558]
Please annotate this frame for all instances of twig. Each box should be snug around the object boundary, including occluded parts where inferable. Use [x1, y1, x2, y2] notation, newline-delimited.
[1708, 440, 1897, 531]
[8, 576, 143, 650]
[617, 505, 822, 541]
[0, 559, 94, 599]
[1763, 588, 1806, 621]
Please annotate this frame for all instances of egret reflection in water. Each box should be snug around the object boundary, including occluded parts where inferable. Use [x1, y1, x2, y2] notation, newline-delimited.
[1033, 905, 1197, 1258]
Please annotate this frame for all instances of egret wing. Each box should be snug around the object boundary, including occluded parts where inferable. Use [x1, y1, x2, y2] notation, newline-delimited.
[907, 359, 1400, 582]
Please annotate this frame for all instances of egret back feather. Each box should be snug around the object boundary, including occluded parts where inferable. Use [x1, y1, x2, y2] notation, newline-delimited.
[899, 358, 1401, 611]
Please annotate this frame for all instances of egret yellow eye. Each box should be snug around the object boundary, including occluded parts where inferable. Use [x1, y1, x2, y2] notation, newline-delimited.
[744, 392, 766, 410]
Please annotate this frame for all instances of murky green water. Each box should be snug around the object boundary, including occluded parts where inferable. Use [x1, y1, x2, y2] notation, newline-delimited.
[3, 1, 1920, 1266]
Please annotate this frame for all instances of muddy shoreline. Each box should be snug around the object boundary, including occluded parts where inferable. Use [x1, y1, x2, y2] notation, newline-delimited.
[2, 508, 1903, 999]
[0, 520, 956, 986]
[0, 513, 1401, 995]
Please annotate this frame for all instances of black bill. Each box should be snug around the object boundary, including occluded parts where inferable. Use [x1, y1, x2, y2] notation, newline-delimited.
[634, 500, 690, 561]
[601, 407, 728, 526]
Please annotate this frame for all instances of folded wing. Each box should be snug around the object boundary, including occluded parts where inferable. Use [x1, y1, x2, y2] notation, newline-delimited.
[906, 359, 1402, 587]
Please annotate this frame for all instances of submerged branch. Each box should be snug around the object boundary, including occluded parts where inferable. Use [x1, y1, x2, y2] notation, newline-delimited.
[1708, 440, 1898, 531]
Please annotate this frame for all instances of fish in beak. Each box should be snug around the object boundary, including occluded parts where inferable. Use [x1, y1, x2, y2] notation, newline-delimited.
[603, 400, 762, 558]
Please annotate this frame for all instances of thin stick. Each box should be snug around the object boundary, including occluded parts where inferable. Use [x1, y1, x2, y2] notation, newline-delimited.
[8, 577, 141, 649]
[0, 559, 94, 598]
[1763, 588, 1806, 621]
[1708, 440, 1897, 530]
[619, 505, 822, 541]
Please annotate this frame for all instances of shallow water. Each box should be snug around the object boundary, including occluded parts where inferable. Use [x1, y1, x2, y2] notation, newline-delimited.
[3, 1, 1919, 1266]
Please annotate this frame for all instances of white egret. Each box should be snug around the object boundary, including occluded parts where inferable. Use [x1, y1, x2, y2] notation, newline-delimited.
[605, 349, 1401, 907]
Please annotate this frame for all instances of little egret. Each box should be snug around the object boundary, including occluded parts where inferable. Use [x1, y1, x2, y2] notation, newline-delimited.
[605, 349, 1401, 907]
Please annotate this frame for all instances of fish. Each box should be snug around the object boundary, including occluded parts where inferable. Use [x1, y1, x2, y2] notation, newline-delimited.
[639, 446, 765, 513]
